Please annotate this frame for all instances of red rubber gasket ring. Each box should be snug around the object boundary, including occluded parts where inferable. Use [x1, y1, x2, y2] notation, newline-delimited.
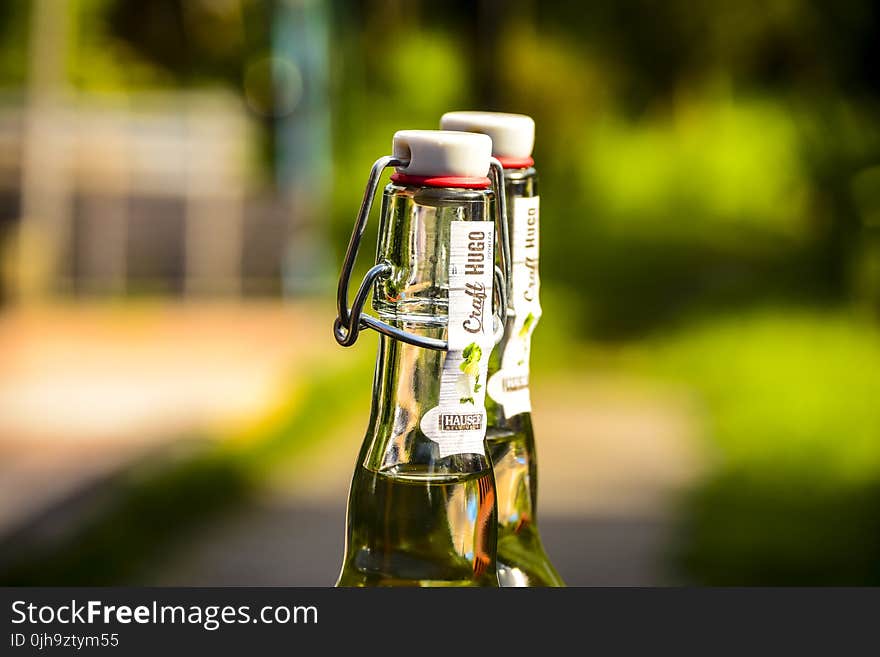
[390, 173, 491, 189]
[496, 156, 535, 169]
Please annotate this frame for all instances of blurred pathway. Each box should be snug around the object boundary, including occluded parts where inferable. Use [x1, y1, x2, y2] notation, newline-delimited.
[150, 375, 705, 586]
[0, 301, 336, 538]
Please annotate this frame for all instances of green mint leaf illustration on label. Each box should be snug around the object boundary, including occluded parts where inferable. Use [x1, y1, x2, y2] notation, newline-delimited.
[519, 312, 536, 339]
[460, 342, 482, 377]
[460, 396, 475, 405]
[459, 342, 483, 395]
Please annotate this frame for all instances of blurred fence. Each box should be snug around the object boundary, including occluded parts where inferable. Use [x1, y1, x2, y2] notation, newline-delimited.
[0, 0, 334, 303]
[0, 92, 313, 300]
[8, 92, 251, 297]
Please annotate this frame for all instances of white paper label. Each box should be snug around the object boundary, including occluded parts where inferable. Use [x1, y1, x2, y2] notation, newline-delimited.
[487, 195, 541, 417]
[420, 221, 495, 457]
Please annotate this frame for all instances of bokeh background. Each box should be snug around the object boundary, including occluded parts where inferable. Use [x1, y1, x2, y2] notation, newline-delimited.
[1, 0, 879, 585]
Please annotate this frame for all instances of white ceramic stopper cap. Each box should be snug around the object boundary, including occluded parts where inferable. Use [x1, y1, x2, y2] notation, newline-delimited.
[440, 111, 535, 159]
[392, 130, 492, 178]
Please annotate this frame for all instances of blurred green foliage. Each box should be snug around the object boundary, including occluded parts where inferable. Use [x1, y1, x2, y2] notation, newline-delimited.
[652, 311, 880, 482]
[0, 3, 29, 87]
[645, 310, 880, 583]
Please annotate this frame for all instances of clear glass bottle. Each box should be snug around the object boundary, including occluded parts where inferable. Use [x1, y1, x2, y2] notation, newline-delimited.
[335, 131, 503, 586]
[441, 112, 564, 586]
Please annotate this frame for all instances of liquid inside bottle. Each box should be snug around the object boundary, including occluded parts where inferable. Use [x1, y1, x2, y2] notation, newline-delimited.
[487, 417, 563, 587]
[340, 465, 497, 586]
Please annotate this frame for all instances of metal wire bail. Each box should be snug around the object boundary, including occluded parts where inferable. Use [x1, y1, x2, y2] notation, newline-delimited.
[489, 157, 511, 318]
[333, 155, 509, 350]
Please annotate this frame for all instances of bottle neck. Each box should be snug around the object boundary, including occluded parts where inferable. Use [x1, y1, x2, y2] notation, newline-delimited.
[487, 167, 540, 428]
[501, 166, 538, 310]
[361, 182, 497, 477]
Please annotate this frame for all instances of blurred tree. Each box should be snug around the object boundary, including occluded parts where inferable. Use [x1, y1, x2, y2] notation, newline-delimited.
[0, 2, 30, 86]
[105, 0, 246, 87]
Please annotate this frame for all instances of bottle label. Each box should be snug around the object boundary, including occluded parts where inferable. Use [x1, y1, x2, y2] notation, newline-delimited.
[420, 221, 495, 457]
[487, 195, 541, 417]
